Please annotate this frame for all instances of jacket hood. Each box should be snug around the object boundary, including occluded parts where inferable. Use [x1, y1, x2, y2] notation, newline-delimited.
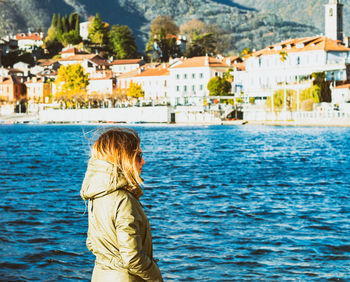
[80, 158, 143, 200]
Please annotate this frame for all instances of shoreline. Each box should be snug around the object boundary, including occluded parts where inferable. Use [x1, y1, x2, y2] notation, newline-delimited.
[1, 113, 349, 127]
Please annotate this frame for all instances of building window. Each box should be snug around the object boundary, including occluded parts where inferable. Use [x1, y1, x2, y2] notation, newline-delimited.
[192, 85, 195, 92]
[200, 85, 203, 91]
[200, 73, 203, 78]
[184, 74, 187, 79]
[184, 85, 187, 92]
[297, 56, 300, 65]
[176, 86, 180, 91]
[176, 74, 180, 79]
[192, 73, 195, 79]
[215, 72, 218, 76]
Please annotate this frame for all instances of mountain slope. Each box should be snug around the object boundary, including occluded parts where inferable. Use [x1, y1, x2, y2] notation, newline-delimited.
[0, 0, 328, 54]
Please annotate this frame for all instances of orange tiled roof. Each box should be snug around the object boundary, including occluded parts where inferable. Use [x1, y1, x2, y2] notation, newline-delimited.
[117, 69, 139, 79]
[335, 83, 350, 89]
[136, 65, 169, 77]
[59, 54, 109, 66]
[171, 56, 229, 69]
[110, 59, 143, 65]
[233, 62, 246, 71]
[0, 75, 24, 84]
[38, 59, 60, 66]
[16, 33, 43, 41]
[59, 54, 96, 61]
[253, 36, 350, 57]
[59, 47, 88, 55]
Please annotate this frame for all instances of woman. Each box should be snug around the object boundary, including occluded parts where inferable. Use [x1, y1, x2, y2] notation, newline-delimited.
[81, 127, 163, 282]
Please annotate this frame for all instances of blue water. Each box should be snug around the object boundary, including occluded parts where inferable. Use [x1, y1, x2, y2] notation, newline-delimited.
[0, 124, 349, 281]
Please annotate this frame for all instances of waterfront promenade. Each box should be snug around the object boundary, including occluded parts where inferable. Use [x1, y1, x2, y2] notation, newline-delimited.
[1, 106, 349, 126]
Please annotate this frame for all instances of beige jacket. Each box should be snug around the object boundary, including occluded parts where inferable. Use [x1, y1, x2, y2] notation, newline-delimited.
[81, 158, 163, 281]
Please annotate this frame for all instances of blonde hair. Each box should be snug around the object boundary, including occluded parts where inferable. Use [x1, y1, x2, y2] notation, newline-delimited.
[91, 127, 143, 186]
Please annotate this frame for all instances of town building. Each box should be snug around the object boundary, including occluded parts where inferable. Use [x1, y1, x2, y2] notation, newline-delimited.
[325, 0, 343, 42]
[133, 64, 170, 103]
[0, 75, 26, 102]
[0, 35, 18, 55]
[168, 56, 230, 105]
[59, 47, 88, 59]
[16, 32, 44, 52]
[58, 53, 109, 75]
[87, 70, 114, 95]
[234, 0, 350, 104]
[110, 59, 145, 77]
[332, 83, 350, 104]
[25, 76, 51, 103]
[79, 21, 90, 41]
[234, 36, 350, 102]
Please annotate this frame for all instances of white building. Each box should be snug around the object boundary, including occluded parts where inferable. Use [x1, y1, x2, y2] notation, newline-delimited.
[133, 64, 169, 102]
[234, 0, 350, 104]
[325, 0, 343, 42]
[117, 56, 231, 106]
[79, 21, 90, 41]
[110, 59, 144, 76]
[117, 64, 169, 103]
[234, 36, 350, 102]
[87, 77, 113, 95]
[332, 84, 350, 103]
[16, 32, 44, 51]
[168, 56, 230, 105]
[58, 54, 109, 75]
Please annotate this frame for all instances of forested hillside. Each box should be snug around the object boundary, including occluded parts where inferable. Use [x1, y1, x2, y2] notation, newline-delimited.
[234, 0, 350, 33]
[0, 0, 344, 54]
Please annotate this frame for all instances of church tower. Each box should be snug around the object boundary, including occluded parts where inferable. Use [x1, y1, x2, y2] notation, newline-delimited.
[325, 0, 344, 42]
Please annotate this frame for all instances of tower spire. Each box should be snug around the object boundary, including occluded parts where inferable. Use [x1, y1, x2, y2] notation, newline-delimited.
[325, 0, 343, 41]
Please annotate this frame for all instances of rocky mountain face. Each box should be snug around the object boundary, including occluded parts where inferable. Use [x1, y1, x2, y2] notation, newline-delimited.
[0, 0, 344, 54]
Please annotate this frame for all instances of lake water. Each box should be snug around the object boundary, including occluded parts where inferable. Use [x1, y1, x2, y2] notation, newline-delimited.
[0, 124, 349, 281]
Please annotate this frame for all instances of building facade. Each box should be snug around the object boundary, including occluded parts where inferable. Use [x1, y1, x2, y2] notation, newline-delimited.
[0, 75, 26, 102]
[168, 56, 229, 105]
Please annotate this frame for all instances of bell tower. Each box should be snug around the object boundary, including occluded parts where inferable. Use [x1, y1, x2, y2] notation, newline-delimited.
[325, 0, 343, 41]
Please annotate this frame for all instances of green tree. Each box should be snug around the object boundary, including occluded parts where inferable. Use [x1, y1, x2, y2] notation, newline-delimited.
[240, 48, 252, 57]
[266, 89, 296, 112]
[88, 13, 109, 46]
[74, 14, 80, 34]
[181, 19, 220, 57]
[127, 82, 144, 98]
[56, 14, 63, 39]
[69, 13, 78, 30]
[109, 25, 138, 59]
[61, 30, 81, 46]
[51, 13, 58, 29]
[62, 14, 69, 33]
[55, 64, 89, 101]
[207, 76, 232, 96]
[266, 85, 321, 112]
[312, 72, 331, 102]
[146, 15, 181, 62]
[185, 32, 216, 57]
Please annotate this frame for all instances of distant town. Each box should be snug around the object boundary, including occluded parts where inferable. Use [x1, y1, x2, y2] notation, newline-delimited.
[0, 0, 349, 125]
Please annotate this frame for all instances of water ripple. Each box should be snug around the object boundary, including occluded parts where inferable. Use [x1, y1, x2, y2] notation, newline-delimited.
[0, 124, 349, 281]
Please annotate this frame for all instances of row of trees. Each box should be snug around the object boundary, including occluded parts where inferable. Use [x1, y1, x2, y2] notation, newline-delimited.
[44, 13, 81, 54]
[43, 13, 138, 60]
[42, 12, 226, 62]
[54, 64, 144, 108]
[146, 16, 223, 62]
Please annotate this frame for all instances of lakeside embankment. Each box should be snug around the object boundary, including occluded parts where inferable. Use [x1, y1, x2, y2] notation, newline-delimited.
[1, 107, 349, 126]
